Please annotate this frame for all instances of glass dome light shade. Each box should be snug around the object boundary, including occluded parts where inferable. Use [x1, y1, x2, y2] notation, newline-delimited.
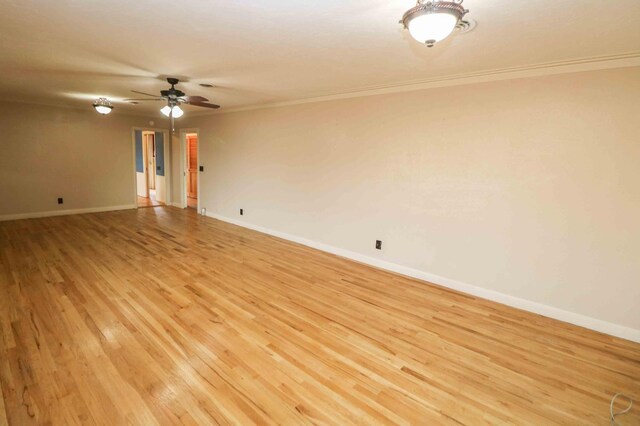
[407, 12, 458, 44]
[94, 105, 113, 115]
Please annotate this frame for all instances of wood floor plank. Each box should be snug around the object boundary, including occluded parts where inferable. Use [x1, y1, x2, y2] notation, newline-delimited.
[0, 375, 7, 426]
[0, 207, 638, 425]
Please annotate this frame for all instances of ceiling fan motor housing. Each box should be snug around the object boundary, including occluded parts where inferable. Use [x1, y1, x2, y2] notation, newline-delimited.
[161, 89, 185, 99]
[161, 77, 185, 99]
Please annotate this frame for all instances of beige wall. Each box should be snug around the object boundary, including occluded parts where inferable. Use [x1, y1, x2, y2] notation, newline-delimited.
[0, 102, 154, 217]
[171, 132, 182, 207]
[181, 67, 640, 332]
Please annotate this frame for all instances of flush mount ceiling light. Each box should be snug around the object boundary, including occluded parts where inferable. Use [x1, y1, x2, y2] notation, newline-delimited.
[93, 97, 113, 114]
[400, 0, 470, 47]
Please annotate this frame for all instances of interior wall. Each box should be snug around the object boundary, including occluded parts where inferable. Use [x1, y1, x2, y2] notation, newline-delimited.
[180, 67, 640, 333]
[0, 102, 154, 217]
[170, 132, 182, 207]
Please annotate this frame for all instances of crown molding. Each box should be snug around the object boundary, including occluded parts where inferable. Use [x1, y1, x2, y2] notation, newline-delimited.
[4, 52, 638, 119]
[210, 51, 640, 115]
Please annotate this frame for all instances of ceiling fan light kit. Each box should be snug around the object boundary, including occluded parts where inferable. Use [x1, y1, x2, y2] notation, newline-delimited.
[161, 105, 184, 118]
[400, 0, 470, 47]
[93, 97, 114, 114]
[123, 77, 220, 126]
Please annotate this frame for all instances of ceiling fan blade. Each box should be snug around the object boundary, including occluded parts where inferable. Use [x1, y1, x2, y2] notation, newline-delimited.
[183, 95, 209, 103]
[123, 98, 163, 101]
[186, 101, 220, 109]
[131, 89, 162, 98]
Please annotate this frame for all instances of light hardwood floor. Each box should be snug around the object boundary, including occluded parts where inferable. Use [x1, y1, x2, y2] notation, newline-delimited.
[0, 207, 638, 425]
[137, 191, 164, 208]
[187, 196, 198, 209]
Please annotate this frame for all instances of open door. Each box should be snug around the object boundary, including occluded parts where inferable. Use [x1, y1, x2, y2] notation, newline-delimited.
[186, 134, 198, 209]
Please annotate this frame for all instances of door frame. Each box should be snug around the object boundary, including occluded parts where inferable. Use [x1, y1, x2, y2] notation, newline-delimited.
[131, 127, 172, 209]
[179, 128, 200, 212]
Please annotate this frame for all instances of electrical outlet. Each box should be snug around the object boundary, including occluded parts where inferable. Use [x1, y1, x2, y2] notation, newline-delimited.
[375, 240, 382, 250]
[199, 166, 204, 172]
[58, 197, 64, 205]
[240, 208, 243, 215]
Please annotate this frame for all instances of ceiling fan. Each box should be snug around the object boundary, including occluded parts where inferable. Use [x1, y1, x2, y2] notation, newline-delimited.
[125, 77, 220, 129]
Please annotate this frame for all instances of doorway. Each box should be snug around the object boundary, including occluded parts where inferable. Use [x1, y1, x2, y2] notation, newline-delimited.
[186, 133, 198, 209]
[134, 129, 166, 208]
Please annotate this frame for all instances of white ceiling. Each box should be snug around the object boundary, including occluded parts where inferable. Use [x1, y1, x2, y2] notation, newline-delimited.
[1, 0, 639, 115]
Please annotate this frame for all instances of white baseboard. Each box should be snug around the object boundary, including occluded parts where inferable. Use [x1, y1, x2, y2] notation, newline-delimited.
[0, 204, 136, 222]
[206, 212, 640, 343]
[170, 202, 185, 208]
